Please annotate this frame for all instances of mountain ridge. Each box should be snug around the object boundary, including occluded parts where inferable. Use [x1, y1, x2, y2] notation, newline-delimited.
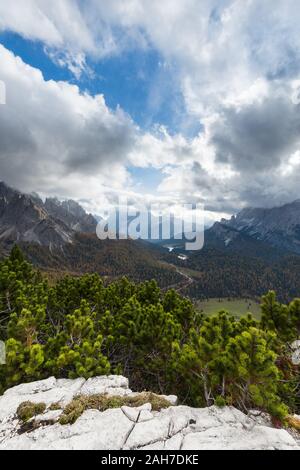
[0, 182, 97, 248]
[0, 182, 299, 300]
[213, 200, 300, 255]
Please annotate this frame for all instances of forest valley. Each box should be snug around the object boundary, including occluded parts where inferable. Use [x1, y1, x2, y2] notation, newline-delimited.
[0, 246, 299, 425]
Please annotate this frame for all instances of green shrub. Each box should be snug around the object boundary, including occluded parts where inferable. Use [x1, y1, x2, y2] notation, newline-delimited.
[215, 396, 226, 407]
[0, 247, 299, 422]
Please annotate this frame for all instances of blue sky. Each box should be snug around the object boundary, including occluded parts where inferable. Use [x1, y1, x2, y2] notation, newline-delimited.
[0, 31, 73, 83]
[129, 167, 164, 192]
[0, 29, 178, 197]
[0, 0, 299, 218]
[0, 31, 185, 134]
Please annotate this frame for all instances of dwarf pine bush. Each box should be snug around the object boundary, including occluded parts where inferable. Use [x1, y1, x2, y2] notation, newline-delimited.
[0, 246, 299, 421]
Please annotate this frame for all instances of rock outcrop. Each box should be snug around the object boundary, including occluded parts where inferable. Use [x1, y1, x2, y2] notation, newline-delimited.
[217, 200, 300, 255]
[291, 340, 300, 366]
[0, 181, 97, 248]
[0, 376, 299, 450]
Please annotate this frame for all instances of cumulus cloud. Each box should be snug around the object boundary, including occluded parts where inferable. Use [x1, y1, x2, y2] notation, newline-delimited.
[0, 0, 300, 215]
[0, 44, 135, 196]
[0, 44, 196, 215]
[211, 88, 300, 173]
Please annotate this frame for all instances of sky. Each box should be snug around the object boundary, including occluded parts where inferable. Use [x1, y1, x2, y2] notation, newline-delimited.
[0, 0, 300, 223]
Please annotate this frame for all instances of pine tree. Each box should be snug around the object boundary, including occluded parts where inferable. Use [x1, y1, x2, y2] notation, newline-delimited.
[289, 298, 300, 338]
[261, 291, 291, 340]
[225, 327, 288, 419]
[0, 246, 298, 419]
[54, 300, 110, 379]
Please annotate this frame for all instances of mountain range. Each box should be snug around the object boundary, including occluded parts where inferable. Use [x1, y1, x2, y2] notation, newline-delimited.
[214, 200, 300, 255]
[0, 181, 299, 301]
[0, 181, 97, 249]
[154, 199, 300, 302]
[155, 200, 300, 258]
[0, 182, 182, 287]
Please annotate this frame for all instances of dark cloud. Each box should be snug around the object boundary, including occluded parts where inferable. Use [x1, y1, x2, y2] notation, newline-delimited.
[63, 113, 137, 174]
[0, 45, 136, 194]
[212, 93, 300, 173]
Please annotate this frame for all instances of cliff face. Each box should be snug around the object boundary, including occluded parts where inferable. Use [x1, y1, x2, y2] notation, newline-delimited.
[0, 182, 97, 248]
[217, 200, 300, 255]
[0, 376, 299, 450]
[44, 198, 97, 234]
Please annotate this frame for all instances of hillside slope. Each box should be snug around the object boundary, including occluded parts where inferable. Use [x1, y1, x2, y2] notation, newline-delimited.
[13, 234, 182, 287]
[0, 182, 97, 248]
[219, 200, 300, 255]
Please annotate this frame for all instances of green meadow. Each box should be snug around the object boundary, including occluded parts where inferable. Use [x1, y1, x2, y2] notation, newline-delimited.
[196, 298, 261, 320]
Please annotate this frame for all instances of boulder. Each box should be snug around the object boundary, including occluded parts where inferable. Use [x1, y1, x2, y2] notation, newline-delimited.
[291, 340, 300, 365]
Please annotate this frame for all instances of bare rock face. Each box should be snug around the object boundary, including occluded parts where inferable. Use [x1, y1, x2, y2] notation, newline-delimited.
[219, 200, 300, 255]
[0, 376, 299, 451]
[44, 198, 97, 234]
[291, 340, 300, 365]
[0, 182, 97, 248]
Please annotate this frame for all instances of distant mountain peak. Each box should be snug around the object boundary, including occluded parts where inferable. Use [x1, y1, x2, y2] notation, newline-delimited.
[45, 196, 97, 233]
[213, 200, 300, 255]
[0, 182, 97, 248]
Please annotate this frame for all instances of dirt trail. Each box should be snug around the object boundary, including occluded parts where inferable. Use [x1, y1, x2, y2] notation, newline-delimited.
[162, 262, 194, 293]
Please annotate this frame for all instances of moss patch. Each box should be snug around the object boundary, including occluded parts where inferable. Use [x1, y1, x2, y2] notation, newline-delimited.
[59, 392, 172, 425]
[215, 395, 226, 407]
[49, 402, 62, 411]
[17, 402, 47, 423]
[287, 415, 300, 432]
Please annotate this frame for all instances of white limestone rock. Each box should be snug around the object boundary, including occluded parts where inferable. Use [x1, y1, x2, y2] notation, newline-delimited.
[80, 376, 129, 396]
[0, 375, 299, 450]
[3, 377, 57, 397]
[55, 378, 86, 394]
[291, 340, 300, 365]
[164, 433, 183, 450]
[33, 410, 63, 424]
[124, 413, 171, 449]
[291, 340, 300, 350]
[292, 349, 300, 365]
[138, 409, 154, 422]
[181, 424, 297, 451]
[121, 403, 152, 422]
[0, 377, 85, 422]
[161, 394, 178, 406]
[0, 375, 132, 424]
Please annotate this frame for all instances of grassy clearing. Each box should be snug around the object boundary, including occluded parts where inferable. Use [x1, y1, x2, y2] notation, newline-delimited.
[196, 298, 261, 320]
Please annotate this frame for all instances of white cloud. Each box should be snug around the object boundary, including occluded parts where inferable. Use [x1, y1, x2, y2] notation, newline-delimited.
[1, 1, 300, 214]
[0, 44, 201, 214]
[0, 44, 135, 197]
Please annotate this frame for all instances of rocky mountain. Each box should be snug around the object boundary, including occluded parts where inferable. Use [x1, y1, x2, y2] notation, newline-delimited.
[0, 375, 299, 450]
[214, 200, 300, 255]
[1, 181, 299, 299]
[0, 182, 97, 249]
[204, 222, 287, 261]
[159, 201, 300, 301]
[148, 200, 300, 258]
[0, 182, 182, 287]
[45, 197, 97, 233]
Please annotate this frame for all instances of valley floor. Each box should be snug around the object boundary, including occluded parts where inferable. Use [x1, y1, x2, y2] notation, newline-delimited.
[196, 298, 261, 320]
